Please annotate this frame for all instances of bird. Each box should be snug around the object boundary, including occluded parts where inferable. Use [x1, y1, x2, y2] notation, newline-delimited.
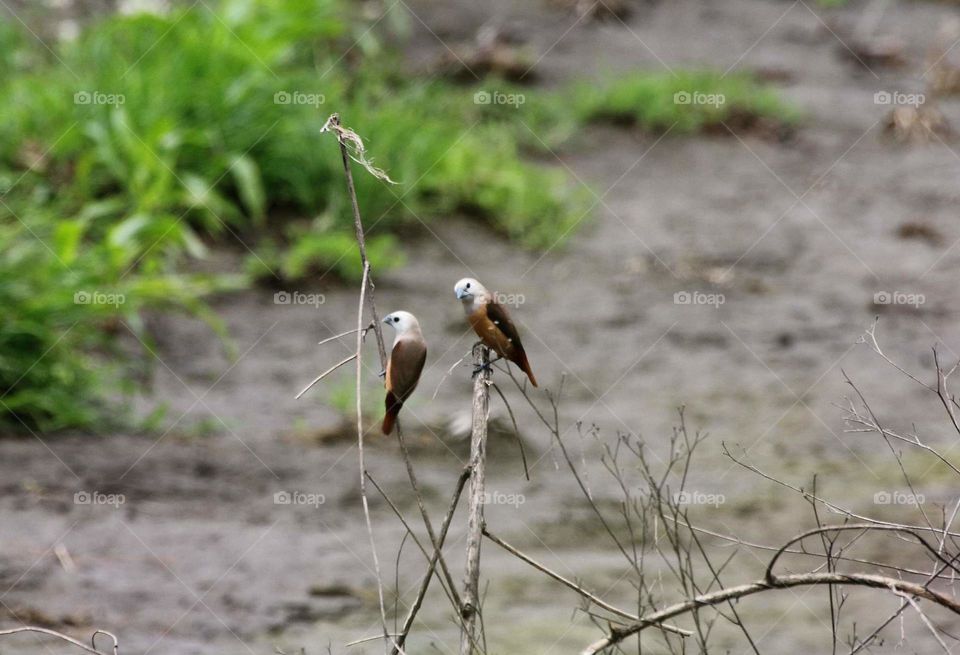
[454, 277, 537, 387]
[381, 311, 427, 435]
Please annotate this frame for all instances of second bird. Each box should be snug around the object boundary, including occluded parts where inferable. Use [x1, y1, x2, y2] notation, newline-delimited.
[381, 311, 427, 435]
[454, 277, 538, 387]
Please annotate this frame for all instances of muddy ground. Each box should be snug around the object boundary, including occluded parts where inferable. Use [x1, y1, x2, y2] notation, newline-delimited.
[3, 0, 960, 653]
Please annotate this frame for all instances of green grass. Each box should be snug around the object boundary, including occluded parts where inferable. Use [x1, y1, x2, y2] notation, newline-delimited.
[571, 71, 798, 133]
[0, 202, 242, 431]
[0, 1, 590, 277]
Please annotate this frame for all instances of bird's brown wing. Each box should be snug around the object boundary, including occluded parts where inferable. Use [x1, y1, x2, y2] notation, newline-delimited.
[486, 298, 537, 387]
[485, 299, 524, 358]
[387, 338, 427, 402]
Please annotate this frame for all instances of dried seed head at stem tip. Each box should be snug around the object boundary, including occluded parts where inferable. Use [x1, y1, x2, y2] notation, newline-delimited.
[321, 113, 398, 184]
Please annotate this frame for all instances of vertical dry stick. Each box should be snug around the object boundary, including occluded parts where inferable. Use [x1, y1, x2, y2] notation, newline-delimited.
[326, 112, 393, 653]
[356, 263, 394, 654]
[324, 113, 463, 647]
[328, 113, 387, 363]
[460, 344, 491, 654]
[328, 113, 465, 600]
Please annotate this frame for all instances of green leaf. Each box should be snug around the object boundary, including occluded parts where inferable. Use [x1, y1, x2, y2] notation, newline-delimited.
[53, 220, 85, 264]
[228, 153, 267, 226]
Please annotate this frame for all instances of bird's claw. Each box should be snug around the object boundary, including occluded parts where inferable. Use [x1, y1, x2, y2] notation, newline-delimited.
[471, 356, 503, 378]
[378, 368, 386, 379]
[471, 362, 492, 378]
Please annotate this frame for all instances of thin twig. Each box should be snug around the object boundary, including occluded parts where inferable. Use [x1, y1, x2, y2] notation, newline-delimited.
[723, 444, 960, 538]
[765, 525, 960, 582]
[295, 354, 357, 399]
[581, 571, 960, 654]
[91, 630, 119, 655]
[394, 428, 464, 614]
[889, 585, 951, 654]
[392, 467, 472, 653]
[490, 381, 529, 481]
[482, 526, 691, 637]
[346, 633, 401, 648]
[318, 324, 373, 347]
[355, 263, 395, 655]
[0, 627, 117, 655]
[433, 352, 469, 400]
[364, 472, 460, 613]
[663, 515, 939, 577]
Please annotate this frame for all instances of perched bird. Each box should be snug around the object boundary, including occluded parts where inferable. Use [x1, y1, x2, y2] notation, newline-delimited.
[454, 277, 537, 387]
[381, 311, 428, 435]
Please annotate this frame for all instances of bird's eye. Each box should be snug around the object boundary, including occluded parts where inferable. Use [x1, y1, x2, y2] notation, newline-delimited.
[465, 283, 471, 289]
[394, 317, 400, 323]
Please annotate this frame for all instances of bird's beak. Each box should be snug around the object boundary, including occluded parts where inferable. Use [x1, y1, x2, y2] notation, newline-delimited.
[382, 317, 391, 324]
[456, 289, 467, 300]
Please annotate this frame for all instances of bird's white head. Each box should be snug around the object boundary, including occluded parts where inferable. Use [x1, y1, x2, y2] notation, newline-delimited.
[383, 310, 421, 336]
[454, 277, 487, 302]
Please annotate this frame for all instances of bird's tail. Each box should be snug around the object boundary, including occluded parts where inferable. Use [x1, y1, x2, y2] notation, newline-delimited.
[518, 354, 538, 388]
[382, 391, 402, 435]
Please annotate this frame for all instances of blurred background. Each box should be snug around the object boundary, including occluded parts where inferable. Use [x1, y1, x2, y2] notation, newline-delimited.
[2, 0, 960, 652]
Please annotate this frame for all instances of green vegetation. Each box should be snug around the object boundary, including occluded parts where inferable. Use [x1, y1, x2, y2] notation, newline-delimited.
[0, 2, 588, 277]
[0, 204, 242, 431]
[0, 1, 796, 432]
[572, 71, 798, 133]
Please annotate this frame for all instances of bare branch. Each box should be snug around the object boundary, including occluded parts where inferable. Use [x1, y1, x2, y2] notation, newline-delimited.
[765, 524, 960, 583]
[490, 381, 529, 481]
[295, 354, 357, 400]
[432, 351, 469, 400]
[0, 627, 117, 655]
[318, 324, 373, 347]
[355, 263, 395, 654]
[723, 444, 960, 538]
[391, 467, 472, 653]
[482, 526, 691, 637]
[581, 571, 960, 654]
[888, 585, 951, 654]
